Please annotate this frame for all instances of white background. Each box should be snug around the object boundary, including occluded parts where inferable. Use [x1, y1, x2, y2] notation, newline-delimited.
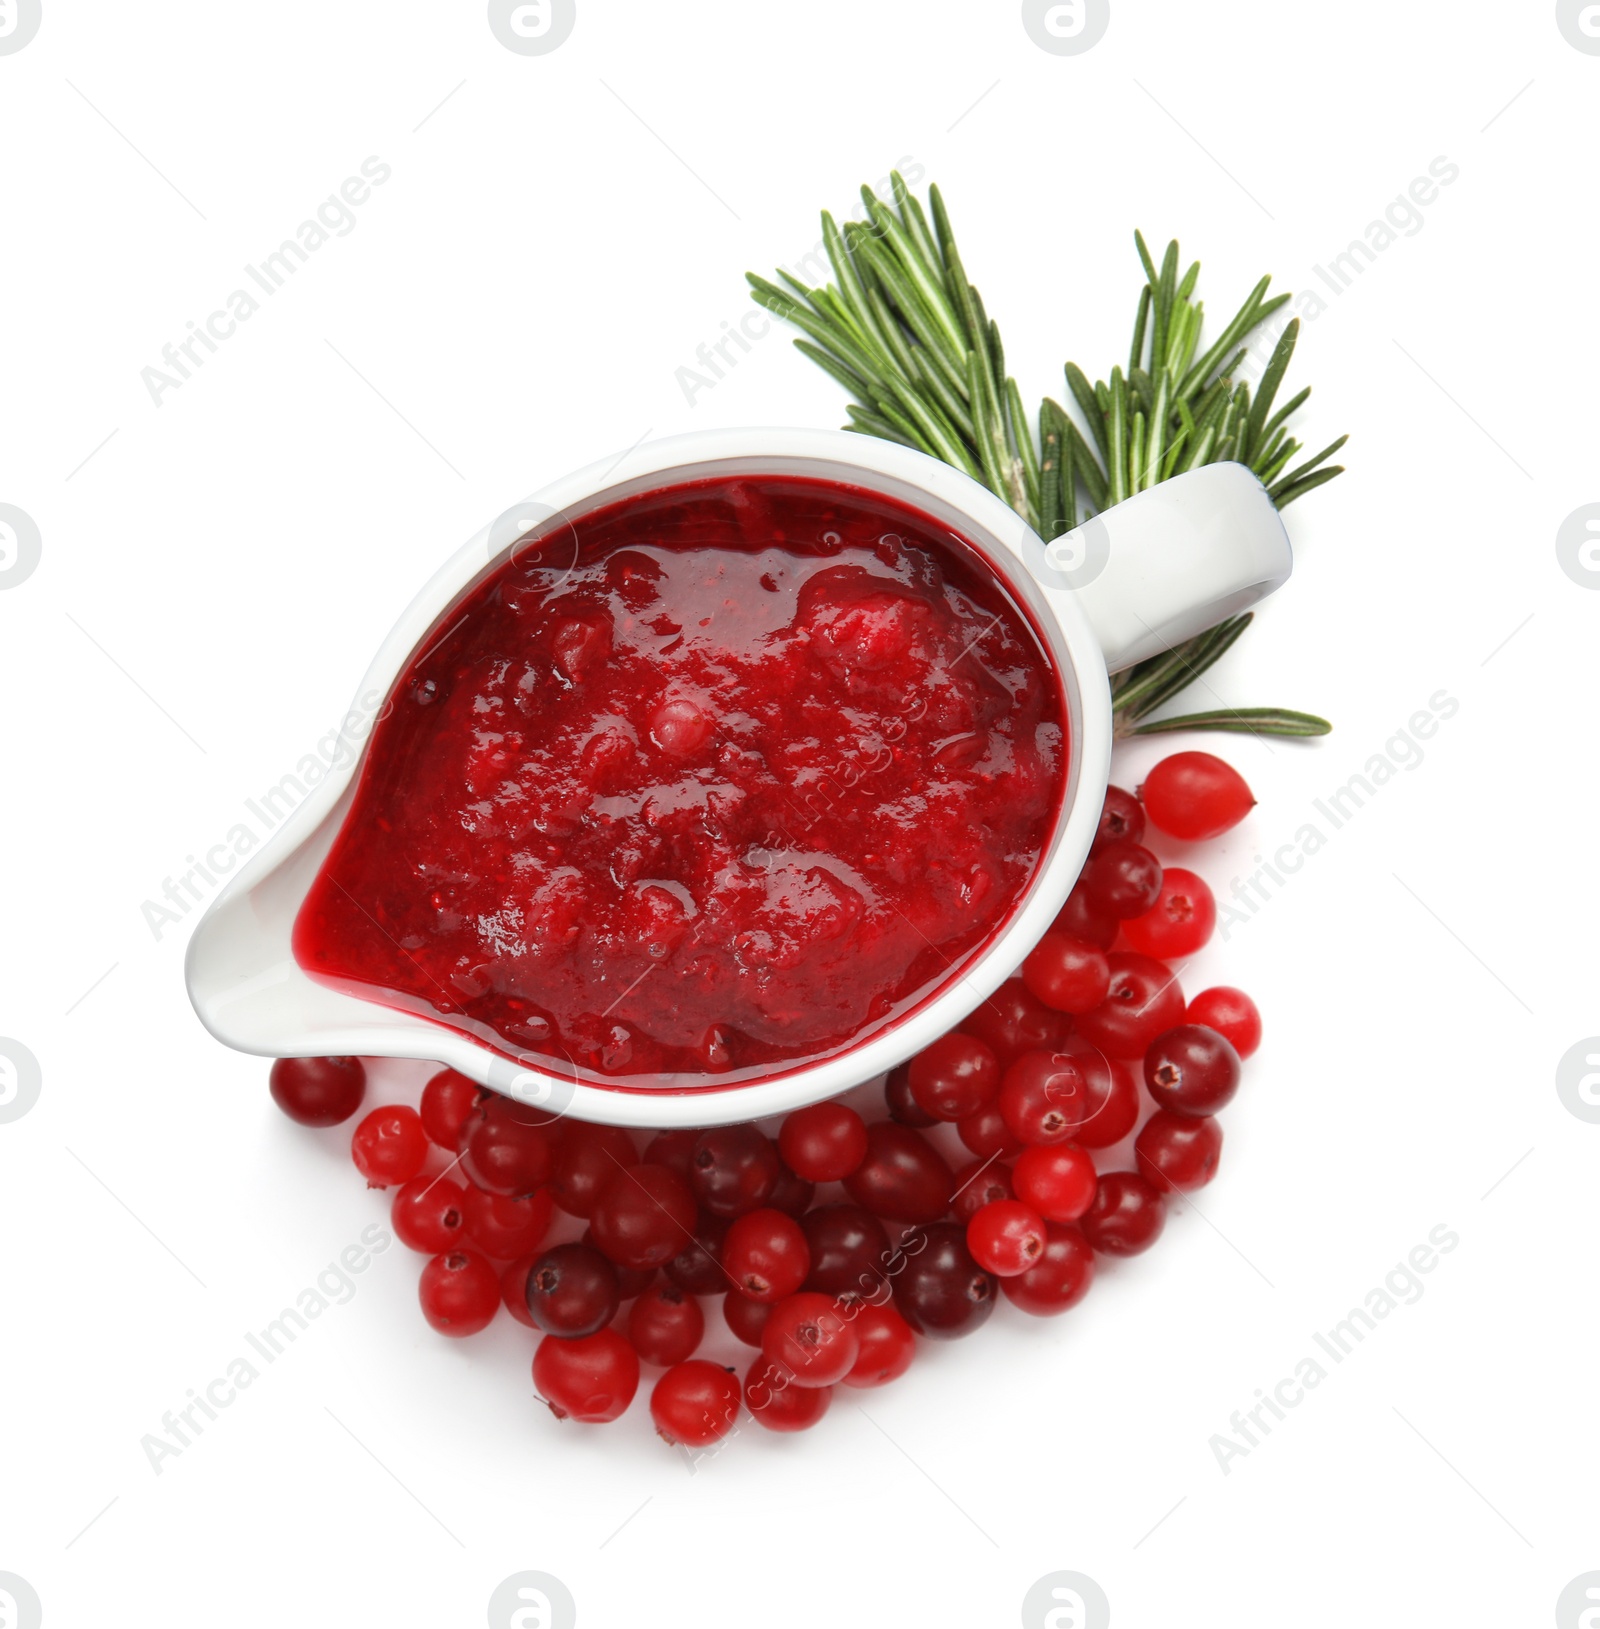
[2, 2, 1595, 1625]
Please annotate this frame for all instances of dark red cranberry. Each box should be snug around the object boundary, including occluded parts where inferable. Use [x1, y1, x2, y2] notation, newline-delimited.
[1082, 841, 1164, 919]
[891, 1222, 997, 1339]
[270, 1055, 366, 1127]
[550, 1122, 639, 1218]
[1093, 784, 1145, 851]
[722, 1289, 772, 1347]
[801, 1204, 892, 1299]
[1136, 1109, 1223, 1191]
[690, 1125, 782, 1218]
[884, 1063, 938, 1127]
[1080, 1172, 1167, 1256]
[950, 1158, 1017, 1223]
[1144, 1024, 1242, 1116]
[457, 1093, 565, 1197]
[628, 1283, 705, 1367]
[418, 1067, 480, 1148]
[842, 1123, 954, 1225]
[765, 1165, 816, 1219]
[580, 1228, 655, 1298]
[524, 1242, 620, 1337]
[589, 1163, 696, 1269]
[664, 1212, 732, 1295]
[959, 978, 1067, 1065]
[643, 1128, 699, 1183]
[1052, 881, 1119, 950]
[907, 1032, 1001, 1122]
[1001, 1222, 1096, 1316]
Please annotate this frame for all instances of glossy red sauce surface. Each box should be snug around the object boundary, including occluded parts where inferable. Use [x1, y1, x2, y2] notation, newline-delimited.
[293, 475, 1066, 1082]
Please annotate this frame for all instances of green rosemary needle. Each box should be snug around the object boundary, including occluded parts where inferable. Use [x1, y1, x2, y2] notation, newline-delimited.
[748, 174, 1344, 739]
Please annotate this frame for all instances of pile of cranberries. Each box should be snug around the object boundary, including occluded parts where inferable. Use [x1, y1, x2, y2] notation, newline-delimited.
[269, 750, 1262, 1450]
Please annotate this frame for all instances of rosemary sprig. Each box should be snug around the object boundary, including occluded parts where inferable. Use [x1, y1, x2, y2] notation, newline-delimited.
[748, 174, 1344, 739]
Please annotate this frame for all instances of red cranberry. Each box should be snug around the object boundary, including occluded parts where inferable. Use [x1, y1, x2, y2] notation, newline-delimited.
[722, 1289, 772, 1347]
[842, 1123, 954, 1224]
[418, 1249, 500, 1336]
[1081, 1172, 1167, 1256]
[744, 1362, 833, 1432]
[1082, 842, 1163, 919]
[1136, 1109, 1223, 1191]
[722, 1208, 811, 1302]
[761, 1292, 860, 1387]
[463, 1185, 554, 1259]
[1013, 1144, 1097, 1222]
[956, 1101, 1025, 1160]
[839, 1301, 917, 1387]
[966, 1199, 1048, 1277]
[418, 1067, 480, 1149]
[457, 1093, 565, 1196]
[665, 1212, 732, 1295]
[1124, 867, 1217, 960]
[1001, 1222, 1096, 1316]
[997, 1051, 1087, 1147]
[1140, 751, 1255, 840]
[534, 1329, 639, 1423]
[1075, 952, 1186, 1060]
[391, 1173, 468, 1254]
[1021, 930, 1111, 1015]
[1093, 784, 1145, 851]
[550, 1123, 639, 1218]
[270, 1055, 366, 1127]
[690, 1125, 782, 1218]
[350, 1105, 428, 1188]
[1052, 881, 1119, 950]
[643, 1128, 699, 1182]
[778, 1101, 869, 1183]
[589, 1163, 696, 1269]
[907, 1032, 1001, 1122]
[950, 1158, 1016, 1223]
[892, 1222, 997, 1339]
[1071, 1052, 1143, 1150]
[580, 1228, 655, 1298]
[501, 1254, 540, 1327]
[1144, 1024, 1241, 1116]
[801, 1204, 891, 1299]
[884, 1063, 938, 1127]
[650, 1360, 742, 1447]
[960, 978, 1067, 1064]
[628, 1283, 705, 1367]
[524, 1242, 621, 1337]
[765, 1165, 816, 1219]
[1184, 986, 1262, 1058]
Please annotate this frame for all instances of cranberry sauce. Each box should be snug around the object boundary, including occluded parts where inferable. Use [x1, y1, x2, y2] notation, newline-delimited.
[293, 475, 1066, 1082]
